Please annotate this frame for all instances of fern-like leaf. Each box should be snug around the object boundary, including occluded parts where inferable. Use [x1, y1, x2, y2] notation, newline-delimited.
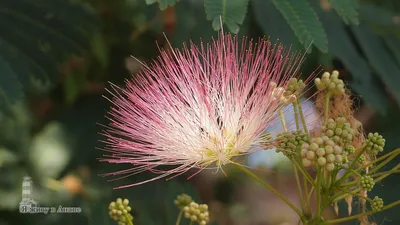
[315, 2, 388, 114]
[252, 0, 301, 50]
[352, 25, 400, 108]
[204, 0, 249, 34]
[327, 0, 359, 25]
[271, 0, 328, 52]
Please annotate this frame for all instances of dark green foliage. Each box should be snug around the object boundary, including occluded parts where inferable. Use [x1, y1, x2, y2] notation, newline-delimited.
[271, 0, 328, 52]
[204, 0, 249, 33]
[328, 0, 359, 25]
[3, 0, 400, 225]
[0, 0, 99, 106]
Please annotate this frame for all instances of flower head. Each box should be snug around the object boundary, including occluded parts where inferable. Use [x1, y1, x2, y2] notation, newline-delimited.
[100, 33, 312, 188]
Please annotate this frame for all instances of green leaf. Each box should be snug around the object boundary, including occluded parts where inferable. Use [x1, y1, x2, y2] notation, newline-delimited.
[205, 0, 249, 33]
[359, 2, 400, 37]
[271, 0, 328, 52]
[359, 2, 399, 27]
[351, 24, 400, 108]
[384, 36, 400, 66]
[327, 0, 359, 25]
[252, 0, 302, 51]
[314, 2, 388, 114]
[0, 0, 99, 106]
[173, 0, 216, 46]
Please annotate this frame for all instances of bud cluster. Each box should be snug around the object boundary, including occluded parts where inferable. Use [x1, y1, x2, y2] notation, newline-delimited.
[321, 117, 354, 146]
[371, 196, 384, 212]
[358, 154, 366, 163]
[275, 130, 307, 157]
[365, 132, 385, 157]
[314, 70, 345, 96]
[183, 202, 210, 225]
[270, 82, 296, 105]
[283, 78, 306, 98]
[174, 194, 193, 210]
[109, 198, 134, 225]
[360, 175, 375, 191]
[300, 135, 343, 171]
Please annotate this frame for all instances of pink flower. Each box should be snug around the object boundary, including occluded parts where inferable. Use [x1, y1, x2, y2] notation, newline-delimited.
[100, 33, 309, 188]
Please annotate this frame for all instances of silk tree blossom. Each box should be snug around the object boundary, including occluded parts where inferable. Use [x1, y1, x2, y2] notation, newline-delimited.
[100, 33, 311, 188]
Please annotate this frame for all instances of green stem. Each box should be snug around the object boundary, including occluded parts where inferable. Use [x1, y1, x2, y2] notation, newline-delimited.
[296, 99, 310, 141]
[334, 164, 400, 202]
[315, 167, 323, 219]
[293, 103, 300, 130]
[176, 210, 183, 225]
[370, 168, 400, 178]
[125, 214, 134, 225]
[189, 221, 193, 225]
[307, 186, 315, 205]
[303, 172, 311, 216]
[324, 93, 331, 122]
[279, 110, 288, 132]
[369, 152, 400, 174]
[332, 187, 361, 203]
[357, 148, 400, 172]
[291, 159, 315, 186]
[374, 163, 400, 183]
[322, 200, 400, 224]
[293, 165, 306, 212]
[336, 147, 367, 185]
[337, 188, 372, 203]
[235, 164, 303, 217]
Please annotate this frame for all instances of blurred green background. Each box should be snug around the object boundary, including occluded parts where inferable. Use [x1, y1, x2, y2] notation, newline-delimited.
[1, 0, 400, 224]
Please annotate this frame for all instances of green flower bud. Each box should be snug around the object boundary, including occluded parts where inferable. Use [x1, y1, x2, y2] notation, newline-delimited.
[310, 143, 319, 151]
[360, 175, 375, 191]
[365, 132, 385, 157]
[344, 145, 355, 154]
[326, 154, 335, 163]
[333, 145, 342, 154]
[306, 151, 315, 160]
[358, 155, 366, 163]
[109, 198, 134, 225]
[325, 145, 333, 154]
[316, 148, 326, 157]
[175, 194, 193, 209]
[275, 130, 307, 157]
[335, 154, 343, 163]
[371, 196, 384, 212]
[284, 78, 306, 98]
[302, 158, 311, 167]
[317, 157, 327, 166]
[326, 130, 334, 137]
[183, 201, 210, 225]
[314, 70, 346, 96]
[326, 163, 335, 171]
